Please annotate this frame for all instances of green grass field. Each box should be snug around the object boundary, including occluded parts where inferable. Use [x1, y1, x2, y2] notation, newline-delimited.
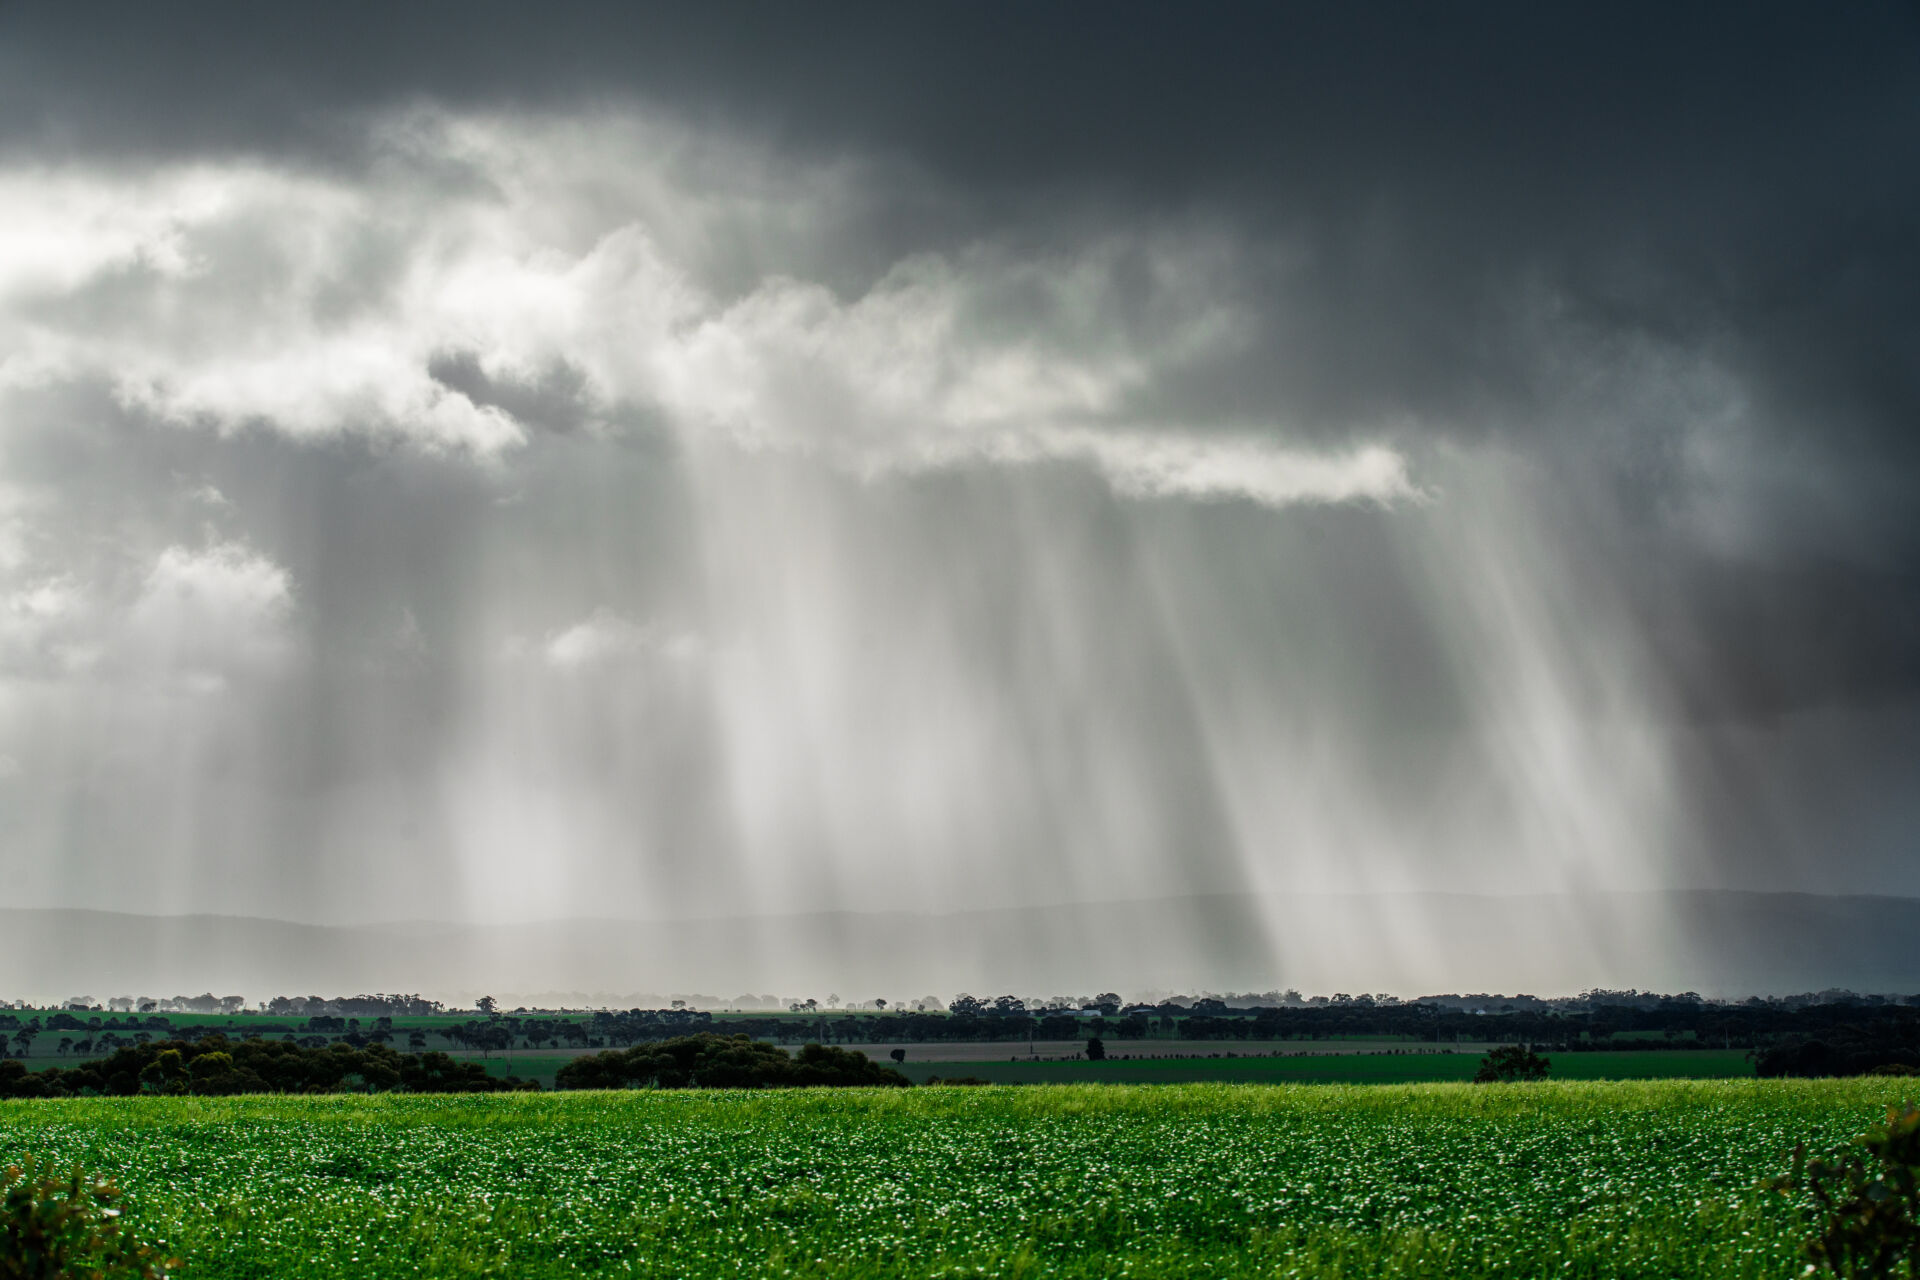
[3, 1079, 1910, 1277]
[904, 1049, 1756, 1086]
[473, 1053, 574, 1086]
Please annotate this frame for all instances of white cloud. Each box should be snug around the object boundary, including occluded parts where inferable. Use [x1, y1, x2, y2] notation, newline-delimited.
[0, 541, 298, 688]
[187, 482, 231, 509]
[136, 542, 290, 618]
[0, 575, 100, 676]
[0, 110, 1418, 507]
[542, 611, 700, 670]
[0, 167, 211, 304]
[126, 542, 294, 681]
[1064, 434, 1423, 507]
[8, 577, 82, 622]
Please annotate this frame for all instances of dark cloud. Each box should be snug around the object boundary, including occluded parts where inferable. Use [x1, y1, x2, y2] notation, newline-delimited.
[1646, 558, 1920, 721]
[1, 2, 1917, 931]
[8, 3, 1912, 449]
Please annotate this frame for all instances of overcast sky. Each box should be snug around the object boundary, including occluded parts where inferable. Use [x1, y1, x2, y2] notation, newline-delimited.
[1, 3, 1916, 928]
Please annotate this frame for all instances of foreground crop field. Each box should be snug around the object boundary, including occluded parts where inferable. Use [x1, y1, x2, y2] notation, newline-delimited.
[2, 1080, 1909, 1278]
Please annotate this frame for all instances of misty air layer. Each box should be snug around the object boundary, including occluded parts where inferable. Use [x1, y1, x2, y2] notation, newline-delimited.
[0, 4, 1916, 998]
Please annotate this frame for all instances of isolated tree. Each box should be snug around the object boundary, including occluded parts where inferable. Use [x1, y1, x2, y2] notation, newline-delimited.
[472, 1023, 511, 1060]
[1474, 1044, 1550, 1083]
[476, 996, 497, 1017]
[1087, 1037, 1107, 1062]
[890, 1048, 906, 1065]
[875, 998, 888, 1011]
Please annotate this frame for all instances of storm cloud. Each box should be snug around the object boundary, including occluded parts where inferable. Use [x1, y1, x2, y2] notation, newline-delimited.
[0, 3, 1916, 958]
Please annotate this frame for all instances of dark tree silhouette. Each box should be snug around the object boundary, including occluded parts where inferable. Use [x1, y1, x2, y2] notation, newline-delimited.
[556, 1034, 910, 1090]
[1474, 1044, 1550, 1082]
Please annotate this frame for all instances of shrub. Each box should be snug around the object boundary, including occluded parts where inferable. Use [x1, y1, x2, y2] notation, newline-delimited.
[1769, 1103, 1920, 1277]
[1, 1156, 174, 1279]
[0, 1036, 534, 1098]
[1474, 1044, 1550, 1083]
[555, 1034, 910, 1090]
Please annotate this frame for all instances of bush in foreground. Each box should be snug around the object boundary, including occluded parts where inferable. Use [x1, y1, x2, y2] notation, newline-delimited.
[555, 1033, 910, 1089]
[1769, 1102, 1920, 1277]
[2, 1156, 174, 1278]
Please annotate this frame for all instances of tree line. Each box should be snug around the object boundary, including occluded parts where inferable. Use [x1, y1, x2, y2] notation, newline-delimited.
[0, 1035, 535, 1099]
[0, 1032, 904, 1097]
[573, 997, 1920, 1055]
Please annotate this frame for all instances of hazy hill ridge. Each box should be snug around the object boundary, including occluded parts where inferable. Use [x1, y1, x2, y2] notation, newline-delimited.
[2, 890, 1914, 1005]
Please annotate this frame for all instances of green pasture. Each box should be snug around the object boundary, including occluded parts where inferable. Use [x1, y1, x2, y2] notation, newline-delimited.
[3, 1079, 1910, 1277]
[473, 1053, 574, 1086]
[1604, 1028, 1701, 1043]
[904, 1048, 1756, 1085]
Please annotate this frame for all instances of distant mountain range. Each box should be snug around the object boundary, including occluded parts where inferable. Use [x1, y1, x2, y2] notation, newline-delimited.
[2, 890, 1914, 1007]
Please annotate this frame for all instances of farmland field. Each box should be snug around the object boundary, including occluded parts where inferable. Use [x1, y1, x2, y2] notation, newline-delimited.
[898, 1049, 1756, 1086]
[301, 1047, 1753, 1091]
[3, 1079, 1909, 1278]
